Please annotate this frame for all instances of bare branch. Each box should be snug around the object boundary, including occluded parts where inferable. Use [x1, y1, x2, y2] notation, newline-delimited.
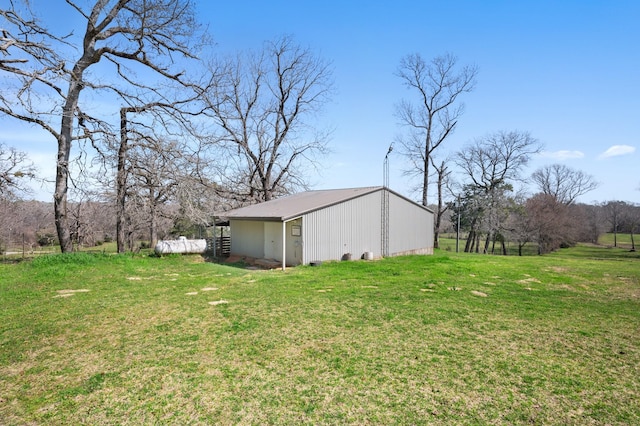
[395, 52, 478, 205]
[203, 35, 333, 203]
[531, 163, 599, 205]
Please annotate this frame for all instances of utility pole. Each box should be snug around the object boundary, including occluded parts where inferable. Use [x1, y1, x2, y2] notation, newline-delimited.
[382, 144, 393, 257]
[456, 195, 461, 253]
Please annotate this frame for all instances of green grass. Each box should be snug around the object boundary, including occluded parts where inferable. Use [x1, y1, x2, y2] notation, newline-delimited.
[598, 232, 637, 249]
[1, 247, 639, 424]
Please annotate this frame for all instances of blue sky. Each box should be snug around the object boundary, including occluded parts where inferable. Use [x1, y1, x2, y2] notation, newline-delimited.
[2, 0, 639, 204]
[200, 0, 640, 204]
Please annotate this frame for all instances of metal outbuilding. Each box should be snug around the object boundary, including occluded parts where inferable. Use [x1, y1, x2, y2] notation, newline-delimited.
[218, 186, 434, 269]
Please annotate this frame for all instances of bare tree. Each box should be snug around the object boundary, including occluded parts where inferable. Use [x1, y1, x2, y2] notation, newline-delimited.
[203, 35, 333, 203]
[531, 164, 599, 205]
[525, 193, 572, 254]
[619, 202, 639, 251]
[115, 98, 207, 253]
[571, 203, 605, 244]
[431, 158, 452, 249]
[395, 53, 477, 206]
[0, 0, 204, 252]
[504, 197, 536, 256]
[125, 136, 193, 248]
[0, 143, 36, 198]
[603, 201, 626, 248]
[456, 131, 542, 252]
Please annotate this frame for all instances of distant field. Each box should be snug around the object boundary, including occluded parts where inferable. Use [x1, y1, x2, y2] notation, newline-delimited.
[598, 232, 637, 249]
[438, 236, 540, 255]
[438, 233, 637, 255]
[1, 246, 639, 424]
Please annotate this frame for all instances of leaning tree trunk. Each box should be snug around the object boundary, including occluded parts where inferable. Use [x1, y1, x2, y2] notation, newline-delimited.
[54, 41, 95, 253]
[55, 78, 83, 253]
[484, 232, 491, 254]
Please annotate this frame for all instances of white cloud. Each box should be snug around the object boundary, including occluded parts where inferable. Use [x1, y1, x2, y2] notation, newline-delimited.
[598, 145, 636, 159]
[539, 150, 585, 160]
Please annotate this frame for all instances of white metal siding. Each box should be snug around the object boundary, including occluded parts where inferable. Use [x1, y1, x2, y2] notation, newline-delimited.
[229, 189, 434, 264]
[302, 191, 382, 263]
[388, 192, 434, 255]
[229, 220, 265, 258]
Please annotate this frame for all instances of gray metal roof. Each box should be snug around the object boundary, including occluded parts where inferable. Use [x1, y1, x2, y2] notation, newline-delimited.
[220, 187, 383, 221]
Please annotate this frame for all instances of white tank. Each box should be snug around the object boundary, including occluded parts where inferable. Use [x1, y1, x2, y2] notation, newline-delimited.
[154, 236, 207, 255]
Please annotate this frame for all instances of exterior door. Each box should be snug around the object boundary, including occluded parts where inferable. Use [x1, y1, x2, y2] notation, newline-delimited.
[286, 219, 303, 265]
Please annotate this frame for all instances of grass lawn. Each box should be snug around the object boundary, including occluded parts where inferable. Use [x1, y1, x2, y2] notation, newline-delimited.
[1, 247, 639, 424]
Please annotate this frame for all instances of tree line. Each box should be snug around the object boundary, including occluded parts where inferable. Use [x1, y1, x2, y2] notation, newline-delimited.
[1, 1, 332, 253]
[392, 53, 637, 254]
[1, 1, 638, 255]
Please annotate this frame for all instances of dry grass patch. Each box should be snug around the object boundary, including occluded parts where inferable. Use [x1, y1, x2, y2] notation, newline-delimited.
[518, 277, 541, 284]
[546, 266, 570, 273]
[53, 289, 90, 298]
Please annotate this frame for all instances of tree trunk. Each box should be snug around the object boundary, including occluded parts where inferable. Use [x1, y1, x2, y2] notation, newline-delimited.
[465, 230, 474, 252]
[55, 78, 82, 253]
[421, 147, 429, 207]
[54, 134, 73, 253]
[150, 214, 158, 249]
[433, 161, 446, 250]
[54, 44, 94, 252]
[484, 233, 490, 254]
[116, 108, 129, 253]
[149, 189, 158, 249]
[465, 217, 477, 252]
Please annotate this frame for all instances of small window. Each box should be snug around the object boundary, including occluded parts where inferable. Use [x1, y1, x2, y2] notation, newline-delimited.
[291, 225, 301, 236]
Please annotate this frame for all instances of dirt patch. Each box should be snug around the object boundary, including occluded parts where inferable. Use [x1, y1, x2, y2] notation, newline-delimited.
[54, 289, 90, 298]
[547, 266, 570, 273]
[554, 284, 574, 291]
[201, 287, 219, 291]
[518, 277, 541, 284]
[471, 290, 488, 297]
[185, 292, 198, 296]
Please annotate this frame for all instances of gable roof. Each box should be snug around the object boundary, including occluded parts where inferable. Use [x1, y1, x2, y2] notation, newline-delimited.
[218, 186, 432, 222]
